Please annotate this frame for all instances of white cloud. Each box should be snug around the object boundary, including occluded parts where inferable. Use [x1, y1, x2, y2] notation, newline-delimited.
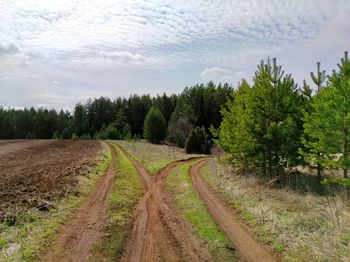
[201, 67, 246, 83]
[0, 0, 349, 108]
[201, 67, 230, 81]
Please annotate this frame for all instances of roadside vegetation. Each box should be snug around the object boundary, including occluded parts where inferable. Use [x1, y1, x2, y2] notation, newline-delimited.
[213, 52, 350, 189]
[166, 160, 237, 261]
[199, 157, 350, 261]
[91, 142, 143, 261]
[117, 140, 194, 175]
[0, 142, 111, 261]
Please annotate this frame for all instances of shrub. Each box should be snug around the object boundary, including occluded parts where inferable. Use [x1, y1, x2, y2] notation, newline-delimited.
[185, 127, 211, 154]
[167, 117, 193, 147]
[80, 133, 92, 140]
[26, 132, 37, 139]
[143, 107, 166, 144]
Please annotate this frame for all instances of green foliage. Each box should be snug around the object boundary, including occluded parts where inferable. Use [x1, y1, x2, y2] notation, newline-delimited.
[321, 177, 350, 187]
[143, 107, 166, 144]
[215, 58, 304, 175]
[302, 52, 350, 178]
[79, 133, 92, 140]
[185, 127, 211, 154]
[26, 132, 37, 139]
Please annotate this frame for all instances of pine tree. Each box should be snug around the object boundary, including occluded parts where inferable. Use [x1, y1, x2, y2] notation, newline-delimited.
[304, 62, 326, 182]
[303, 52, 350, 178]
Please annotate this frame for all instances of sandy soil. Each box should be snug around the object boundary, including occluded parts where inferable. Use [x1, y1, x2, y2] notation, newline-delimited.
[190, 159, 277, 262]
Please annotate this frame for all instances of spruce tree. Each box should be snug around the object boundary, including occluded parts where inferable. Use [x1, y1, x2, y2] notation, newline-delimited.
[143, 107, 166, 144]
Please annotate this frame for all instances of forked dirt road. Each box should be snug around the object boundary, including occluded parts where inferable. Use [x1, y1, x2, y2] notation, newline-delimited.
[190, 159, 277, 262]
[120, 148, 211, 262]
[41, 147, 116, 262]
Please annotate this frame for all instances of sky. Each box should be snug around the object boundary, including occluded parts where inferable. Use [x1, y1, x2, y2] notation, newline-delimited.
[0, 0, 349, 110]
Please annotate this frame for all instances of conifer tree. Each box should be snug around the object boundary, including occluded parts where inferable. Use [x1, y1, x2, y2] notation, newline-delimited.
[143, 107, 166, 144]
[303, 52, 350, 178]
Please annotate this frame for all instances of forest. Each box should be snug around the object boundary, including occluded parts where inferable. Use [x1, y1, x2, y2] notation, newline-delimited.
[1, 52, 350, 186]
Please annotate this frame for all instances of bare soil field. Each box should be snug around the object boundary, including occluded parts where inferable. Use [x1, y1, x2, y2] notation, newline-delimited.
[0, 140, 101, 218]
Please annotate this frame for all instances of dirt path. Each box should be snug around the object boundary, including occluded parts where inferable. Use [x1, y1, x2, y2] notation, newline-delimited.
[190, 159, 277, 262]
[120, 149, 211, 262]
[41, 148, 116, 262]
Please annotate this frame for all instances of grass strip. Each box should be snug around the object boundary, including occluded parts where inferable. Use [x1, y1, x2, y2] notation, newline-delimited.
[165, 161, 238, 261]
[90, 142, 143, 261]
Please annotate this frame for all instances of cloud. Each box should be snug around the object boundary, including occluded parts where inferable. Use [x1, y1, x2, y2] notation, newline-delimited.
[0, 43, 20, 56]
[99, 51, 148, 65]
[0, 0, 349, 109]
[201, 67, 245, 83]
[201, 67, 230, 81]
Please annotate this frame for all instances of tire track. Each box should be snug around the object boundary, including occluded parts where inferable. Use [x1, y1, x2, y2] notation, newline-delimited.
[41, 144, 116, 262]
[189, 159, 277, 262]
[119, 144, 211, 262]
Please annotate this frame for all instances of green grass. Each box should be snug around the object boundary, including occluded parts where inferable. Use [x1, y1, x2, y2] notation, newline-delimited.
[199, 158, 350, 261]
[118, 140, 198, 175]
[90, 142, 143, 261]
[165, 161, 237, 261]
[0, 142, 112, 262]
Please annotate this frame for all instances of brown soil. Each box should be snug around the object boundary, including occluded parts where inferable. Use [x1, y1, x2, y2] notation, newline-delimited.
[190, 159, 277, 262]
[41, 148, 116, 262]
[0, 140, 100, 217]
[121, 150, 211, 262]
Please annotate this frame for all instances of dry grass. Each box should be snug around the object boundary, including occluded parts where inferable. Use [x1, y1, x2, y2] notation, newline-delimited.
[200, 157, 350, 262]
[117, 140, 197, 175]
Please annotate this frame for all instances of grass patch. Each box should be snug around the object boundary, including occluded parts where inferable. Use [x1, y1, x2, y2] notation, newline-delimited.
[118, 140, 198, 175]
[0, 142, 112, 262]
[199, 158, 350, 261]
[90, 142, 143, 261]
[165, 161, 237, 261]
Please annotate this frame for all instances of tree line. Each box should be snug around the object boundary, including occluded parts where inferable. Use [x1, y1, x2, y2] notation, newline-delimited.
[214, 52, 350, 185]
[0, 82, 231, 147]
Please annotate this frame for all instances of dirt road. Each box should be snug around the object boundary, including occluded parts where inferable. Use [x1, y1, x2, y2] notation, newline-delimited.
[41, 148, 116, 262]
[190, 159, 277, 262]
[121, 150, 211, 262]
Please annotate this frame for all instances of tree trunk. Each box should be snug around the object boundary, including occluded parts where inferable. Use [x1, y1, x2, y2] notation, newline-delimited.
[317, 163, 322, 183]
[344, 168, 348, 178]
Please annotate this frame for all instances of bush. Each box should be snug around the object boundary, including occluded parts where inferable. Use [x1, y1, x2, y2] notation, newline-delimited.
[167, 117, 193, 147]
[26, 132, 37, 139]
[185, 127, 211, 154]
[80, 133, 92, 140]
[143, 107, 166, 144]
[96, 123, 120, 140]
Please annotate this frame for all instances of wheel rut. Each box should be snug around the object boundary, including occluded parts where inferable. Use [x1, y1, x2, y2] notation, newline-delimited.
[119, 146, 211, 262]
[41, 145, 116, 262]
[189, 159, 277, 262]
